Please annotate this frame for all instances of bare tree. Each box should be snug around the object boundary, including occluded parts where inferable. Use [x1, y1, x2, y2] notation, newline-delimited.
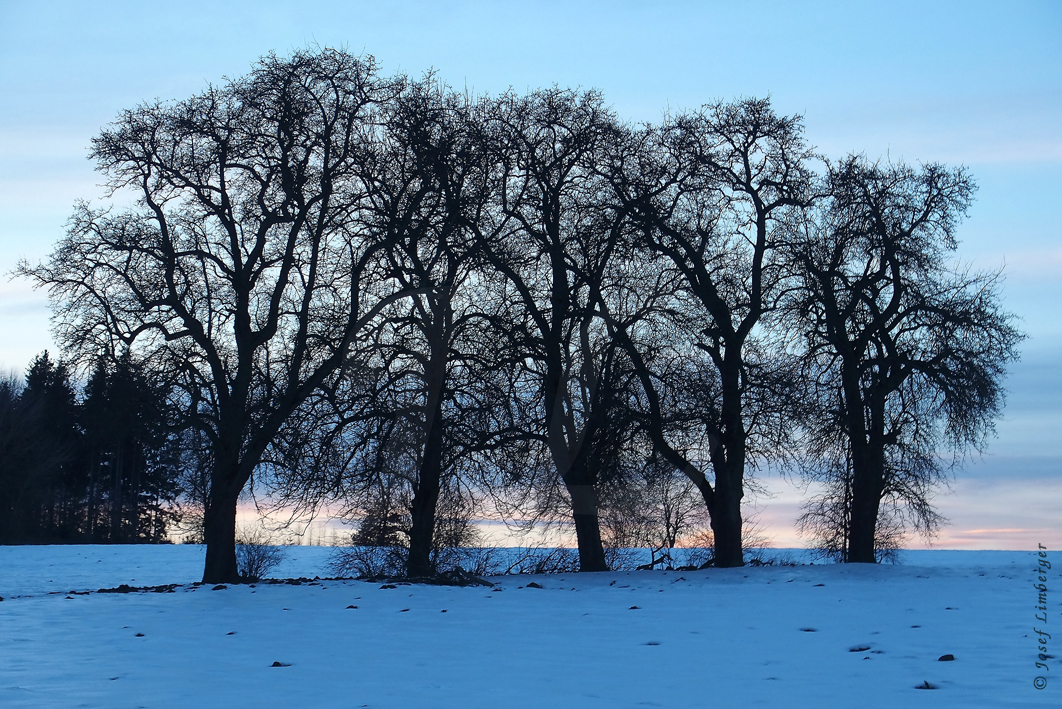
[791, 157, 1023, 562]
[607, 98, 814, 566]
[476, 88, 657, 571]
[599, 454, 711, 569]
[370, 81, 501, 576]
[257, 79, 515, 577]
[19, 49, 421, 583]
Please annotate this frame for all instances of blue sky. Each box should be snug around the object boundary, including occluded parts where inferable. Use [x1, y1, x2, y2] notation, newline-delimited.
[1, 0, 1059, 548]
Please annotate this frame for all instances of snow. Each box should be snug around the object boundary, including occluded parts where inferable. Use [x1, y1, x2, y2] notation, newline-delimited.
[0, 545, 1057, 707]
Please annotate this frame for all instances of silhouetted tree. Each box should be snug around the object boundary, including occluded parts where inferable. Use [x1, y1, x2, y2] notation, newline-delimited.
[791, 157, 1023, 562]
[477, 88, 645, 571]
[0, 353, 83, 542]
[368, 80, 497, 576]
[0, 371, 45, 541]
[0, 351, 181, 544]
[0, 373, 24, 539]
[17, 51, 1023, 570]
[607, 99, 814, 567]
[257, 78, 511, 577]
[81, 351, 181, 542]
[20, 49, 421, 582]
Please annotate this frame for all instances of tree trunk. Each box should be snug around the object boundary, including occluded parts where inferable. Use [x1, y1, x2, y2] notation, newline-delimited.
[565, 480, 608, 572]
[86, 449, 99, 542]
[110, 448, 123, 542]
[130, 444, 141, 541]
[708, 462, 744, 568]
[573, 512, 607, 572]
[202, 476, 241, 584]
[407, 403, 444, 578]
[407, 479, 440, 577]
[710, 361, 746, 568]
[841, 368, 884, 564]
[407, 320, 448, 578]
[847, 441, 884, 563]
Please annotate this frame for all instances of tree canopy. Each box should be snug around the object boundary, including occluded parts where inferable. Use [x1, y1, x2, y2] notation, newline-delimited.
[18, 47, 1023, 577]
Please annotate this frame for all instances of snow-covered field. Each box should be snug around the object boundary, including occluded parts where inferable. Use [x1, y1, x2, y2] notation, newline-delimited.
[0, 545, 1057, 708]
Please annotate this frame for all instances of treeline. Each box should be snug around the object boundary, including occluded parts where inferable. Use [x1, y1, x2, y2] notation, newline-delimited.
[19, 48, 1022, 581]
[0, 352, 181, 543]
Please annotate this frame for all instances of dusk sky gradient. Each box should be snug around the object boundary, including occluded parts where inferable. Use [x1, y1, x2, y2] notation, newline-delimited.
[1, 0, 1059, 549]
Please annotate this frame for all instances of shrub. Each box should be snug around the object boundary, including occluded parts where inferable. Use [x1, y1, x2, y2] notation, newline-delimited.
[327, 545, 407, 579]
[235, 529, 285, 581]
